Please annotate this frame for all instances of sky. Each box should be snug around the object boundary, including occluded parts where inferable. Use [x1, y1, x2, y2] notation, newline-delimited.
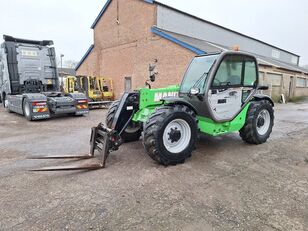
[0, 0, 308, 66]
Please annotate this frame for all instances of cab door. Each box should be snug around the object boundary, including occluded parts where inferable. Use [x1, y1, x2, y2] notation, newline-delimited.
[242, 58, 258, 103]
[208, 54, 258, 122]
[208, 55, 243, 121]
[208, 54, 256, 122]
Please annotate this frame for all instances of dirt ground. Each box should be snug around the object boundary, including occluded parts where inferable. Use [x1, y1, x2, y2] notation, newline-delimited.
[0, 100, 307, 231]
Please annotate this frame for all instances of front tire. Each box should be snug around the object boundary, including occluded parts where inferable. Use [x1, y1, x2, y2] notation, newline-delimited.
[240, 100, 274, 144]
[143, 105, 198, 166]
[106, 100, 142, 142]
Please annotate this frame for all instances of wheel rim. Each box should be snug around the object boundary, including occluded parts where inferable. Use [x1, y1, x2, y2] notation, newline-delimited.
[125, 124, 140, 134]
[24, 102, 30, 117]
[163, 119, 191, 153]
[256, 109, 271, 136]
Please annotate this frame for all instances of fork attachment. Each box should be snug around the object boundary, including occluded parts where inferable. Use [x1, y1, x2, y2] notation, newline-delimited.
[29, 123, 122, 171]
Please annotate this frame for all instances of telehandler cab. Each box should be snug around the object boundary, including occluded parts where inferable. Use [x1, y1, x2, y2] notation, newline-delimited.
[31, 51, 274, 171]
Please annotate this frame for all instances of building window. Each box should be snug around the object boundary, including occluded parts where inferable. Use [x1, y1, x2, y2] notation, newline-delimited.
[259, 72, 265, 85]
[124, 77, 132, 92]
[267, 73, 282, 86]
[296, 77, 306, 87]
[272, 50, 280, 59]
[291, 55, 298, 65]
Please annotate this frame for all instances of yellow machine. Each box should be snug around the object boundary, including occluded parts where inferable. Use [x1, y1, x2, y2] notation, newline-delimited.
[64, 76, 114, 108]
[97, 77, 114, 101]
[64, 76, 78, 94]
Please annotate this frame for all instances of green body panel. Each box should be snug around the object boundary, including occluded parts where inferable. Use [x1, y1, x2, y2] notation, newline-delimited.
[132, 106, 156, 123]
[197, 103, 251, 136]
[133, 85, 180, 123]
[133, 84, 250, 136]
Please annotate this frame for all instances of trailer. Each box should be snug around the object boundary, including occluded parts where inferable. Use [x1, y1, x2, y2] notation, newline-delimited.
[0, 35, 89, 121]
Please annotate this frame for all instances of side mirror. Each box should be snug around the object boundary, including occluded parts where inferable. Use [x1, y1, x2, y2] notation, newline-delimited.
[190, 88, 200, 95]
[149, 64, 157, 83]
[258, 85, 269, 90]
[150, 74, 156, 82]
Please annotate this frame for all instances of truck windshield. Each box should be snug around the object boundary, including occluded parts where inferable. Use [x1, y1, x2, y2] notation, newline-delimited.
[180, 54, 219, 93]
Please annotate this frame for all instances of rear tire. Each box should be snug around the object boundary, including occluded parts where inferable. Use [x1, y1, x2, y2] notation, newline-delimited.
[143, 104, 198, 166]
[23, 99, 33, 121]
[106, 100, 141, 142]
[240, 100, 274, 144]
[3, 94, 12, 113]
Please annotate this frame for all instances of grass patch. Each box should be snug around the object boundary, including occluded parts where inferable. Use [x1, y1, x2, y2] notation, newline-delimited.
[288, 96, 306, 103]
[271, 96, 281, 103]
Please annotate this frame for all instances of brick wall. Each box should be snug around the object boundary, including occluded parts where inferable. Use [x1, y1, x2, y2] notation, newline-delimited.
[77, 0, 308, 100]
[77, 49, 99, 76]
[77, 0, 194, 99]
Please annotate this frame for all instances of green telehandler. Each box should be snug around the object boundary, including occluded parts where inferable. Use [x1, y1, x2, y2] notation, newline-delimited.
[31, 51, 274, 171]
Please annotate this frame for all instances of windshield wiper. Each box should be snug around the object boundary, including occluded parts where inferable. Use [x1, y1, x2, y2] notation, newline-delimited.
[187, 72, 208, 98]
[189, 59, 217, 96]
[192, 72, 208, 89]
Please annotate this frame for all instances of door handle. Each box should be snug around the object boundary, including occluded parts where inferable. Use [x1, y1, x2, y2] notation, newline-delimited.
[229, 91, 238, 96]
[218, 99, 227, 104]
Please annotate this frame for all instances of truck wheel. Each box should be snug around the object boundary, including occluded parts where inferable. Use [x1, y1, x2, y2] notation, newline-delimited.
[106, 100, 141, 142]
[240, 100, 274, 144]
[3, 94, 11, 112]
[3, 94, 7, 108]
[23, 99, 33, 121]
[143, 105, 197, 166]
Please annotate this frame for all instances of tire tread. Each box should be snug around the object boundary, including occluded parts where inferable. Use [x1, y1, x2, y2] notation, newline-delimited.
[240, 100, 274, 144]
[143, 104, 197, 166]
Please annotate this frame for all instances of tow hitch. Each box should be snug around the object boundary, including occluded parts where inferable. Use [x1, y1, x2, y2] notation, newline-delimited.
[29, 123, 122, 171]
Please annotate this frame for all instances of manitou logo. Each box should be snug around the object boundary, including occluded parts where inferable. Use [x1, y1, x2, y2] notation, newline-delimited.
[154, 92, 178, 102]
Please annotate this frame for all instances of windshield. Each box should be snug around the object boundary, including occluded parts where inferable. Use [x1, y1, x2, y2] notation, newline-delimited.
[180, 54, 219, 93]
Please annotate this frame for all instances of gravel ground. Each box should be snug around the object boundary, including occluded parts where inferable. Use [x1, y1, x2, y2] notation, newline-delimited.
[0, 101, 307, 231]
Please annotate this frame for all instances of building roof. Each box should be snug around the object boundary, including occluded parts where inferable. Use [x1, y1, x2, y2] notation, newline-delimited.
[152, 27, 308, 74]
[90, 0, 299, 58]
[256, 55, 308, 74]
[80, 0, 305, 74]
[58, 68, 76, 76]
[75, 44, 94, 71]
[153, 1, 300, 58]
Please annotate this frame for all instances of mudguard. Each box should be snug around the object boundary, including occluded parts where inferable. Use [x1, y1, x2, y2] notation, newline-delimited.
[162, 96, 198, 114]
[252, 94, 274, 106]
[22, 93, 50, 120]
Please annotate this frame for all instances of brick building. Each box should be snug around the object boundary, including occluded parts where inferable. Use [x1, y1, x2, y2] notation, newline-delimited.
[76, 0, 308, 100]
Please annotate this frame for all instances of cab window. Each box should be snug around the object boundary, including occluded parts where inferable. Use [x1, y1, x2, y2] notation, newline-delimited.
[243, 59, 257, 87]
[212, 55, 243, 87]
